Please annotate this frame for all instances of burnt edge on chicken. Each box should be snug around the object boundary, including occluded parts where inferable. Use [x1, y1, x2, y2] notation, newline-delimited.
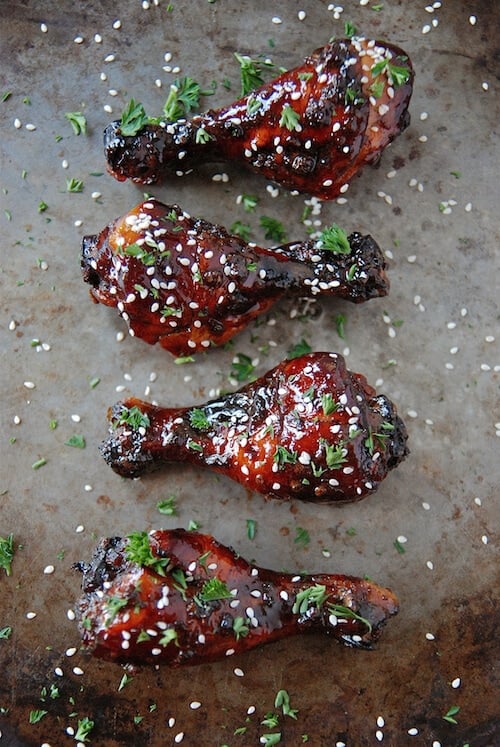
[75, 529, 399, 666]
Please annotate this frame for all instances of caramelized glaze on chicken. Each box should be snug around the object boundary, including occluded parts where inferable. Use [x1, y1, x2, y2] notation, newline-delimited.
[100, 352, 408, 503]
[82, 199, 389, 357]
[75, 529, 399, 666]
[104, 38, 413, 199]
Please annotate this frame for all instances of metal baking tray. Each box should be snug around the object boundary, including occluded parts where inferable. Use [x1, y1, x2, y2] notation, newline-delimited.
[1, 1, 498, 745]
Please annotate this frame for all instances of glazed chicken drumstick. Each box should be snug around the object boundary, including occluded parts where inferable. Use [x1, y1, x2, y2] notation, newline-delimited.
[101, 352, 408, 503]
[75, 529, 399, 666]
[104, 37, 414, 199]
[82, 199, 389, 357]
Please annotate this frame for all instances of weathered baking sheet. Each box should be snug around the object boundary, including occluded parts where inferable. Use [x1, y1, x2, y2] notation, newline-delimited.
[1, 1, 498, 745]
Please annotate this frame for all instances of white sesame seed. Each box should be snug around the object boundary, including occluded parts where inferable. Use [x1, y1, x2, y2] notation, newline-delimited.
[54, 667, 63, 676]
[40, 23, 48, 32]
[104, 53, 115, 62]
[174, 732, 184, 743]
[234, 667, 245, 677]
[94, 33, 102, 43]
[190, 701, 201, 710]
[112, 19, 122, 29]
[376, 730, 384, 741]
[481, 535, 488, 545]
[482, 81, 489, 91]
[67, 609, 76, 620]
[426, 632, 435, 640]
[74, 36, 84, 44]
[14, 118, 22, 128]
[377, 716, 385, 728]
[408, 728, 418, 736]
[469, 15, 477, 25]
[65, 647, 77, 657]
[44, 565, 55, 575]
[422, 24, 431, 34]
[13, 414, 21, 424]
[451, 677, 461, 688]
[271, 16, 282, 24]
[26, 611, 37, 619]
[75, 525, 84, 533]
[298, 10, 306, 20]
[397, 536, 407, 544]
[426, 560, 434, 570]
[72, 667, 84, 675]
[25, 123, 36, 131]
[422, 502, 431, 510]
[24, 381, 35, 389]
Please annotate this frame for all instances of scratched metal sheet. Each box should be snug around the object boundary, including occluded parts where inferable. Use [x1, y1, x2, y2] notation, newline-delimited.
[0, 1, 498, 745]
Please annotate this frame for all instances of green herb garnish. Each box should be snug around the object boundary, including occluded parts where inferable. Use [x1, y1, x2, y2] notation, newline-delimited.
[279, 104, 300, 131]
[273, 445, 298, 467]
[371, 58, 411, 87]
[233, 616, 250, 640]
[29, 709, 48, 724]
[117, 405, 150, 430]
[0, 534, 15, 576]
[198, 577, 232, 602]
[126, 531, 170, 576]
[163, 76, 214, 121]
[75, 716, 94, 742]
[189, 408, 210, 431]
[65, 111, 87, 135]
[260, 216, 286, 243]
[0, 626, 12, 639]
[294, 526, 310, 547]
[317, 224, 351, 254]
[159, 628, 179, 646]
[443, 705, 460, 725]
[66, 177, 83, 193]
[120, 99, 149, 136]
[274, 690, 298, 719]
[156, 496, 177, 515]
[287, 338, 312, 359]
[230, 220, 252, 242]
[240, 194, 258, 212]
[321, 440, 348, 469]
[234, 52, 274, 96]
[246, 518, 257, 540]
[65, 434, 86, 449]
[344, 21, 357, 38]
[230, 353, 256, 382]
[321, 393, 339, 416]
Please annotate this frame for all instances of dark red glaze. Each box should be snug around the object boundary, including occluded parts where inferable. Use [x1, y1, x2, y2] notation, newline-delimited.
[104, 38, 413, 199]
[82, 199, 389, 357]
[100, 352, 408, 503]
[75, 529, 399, 666]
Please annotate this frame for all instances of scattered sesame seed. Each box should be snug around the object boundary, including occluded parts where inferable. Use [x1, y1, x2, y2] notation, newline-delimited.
[75, 525, 84, 533]
[174, 732, 184, 743]
[481, 535, 488, 545]
[426, 560, 434, 570]
[43, 564, 55, 575]
[74, 36, 84, 44]
[377, 716, 385, 728]
[397, 535, 407, 544]
[67, 609, 76, 621]
[71, 414, 81, 423]
[54, 667, 63, 676]
[425, 632, 435, 640]
[234, 667, 245, 677]
[26, 611, 37, 619]
[422, 502, 431, 510]
[298, 10, 306, 20]
[104, 53, 116, 62]
[14, 118, 22, 128]
[190, 701, 201, 710]
[25, 123, 36, 131]
[65, 647, 77, 657]
[271, 16, 282, 24]
[112, 19, 122, 29]
[451, 677, 461, 689]
[24, 381, 36, 389]
[376, 730, 384, 741]
[40, 23, 48, 33]
[469, 14, 477, 25]
[408, 728, 419, 736]
[94, 33, 102, 43]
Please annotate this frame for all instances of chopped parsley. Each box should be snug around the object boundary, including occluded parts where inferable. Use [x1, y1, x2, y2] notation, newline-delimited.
[393, 538, 406, 555]
[156, 496, 177, 515]
[322, 440, 348, 469]
[317, 224, 351, 254]
[443, 705, 460, 725]
[246, 95, 263, 116]
[163, 76, 215, 122]
[195, 126, 213, 144]
[122, 242, 156, 265]
[230, 220, 252, 242]
[66, 177, 83, 193]
[198, 577, 232, 602]
[65, 434, 86, 449]
[125, 531, 170, 576]
[230, 353, 256, 382]
[189, 407, 210, 431]
[321, 393, 339, 416]
[260, 216, 286, 243]
[105, 595, 128, 626]
[287, 338, 312, 359]
[159, 628, 179, 646]
[75, 716, 94, 742]
[0, 534, 15, 576]
[233, 616, 250, 640]
[240, 193, 258, 212]
[334, 312, 346, 339]
[273, 445, 298, 469]
[234, 52, 274, 96]
[274, 690, 298, 720]
[0, 626, 12, 639]
[29, 709, 48, 724]
[294, 526, 310, 547]
[64, 111, 87, 135]
[246, 518, 257, 540]
[279, 104, 300, 131]
[344, 20, 357, 38]
[292, 584, 328, 614]
[117, 405, 150, 430]
[371, 58, 411, 87]
[119, 99, 149, 136]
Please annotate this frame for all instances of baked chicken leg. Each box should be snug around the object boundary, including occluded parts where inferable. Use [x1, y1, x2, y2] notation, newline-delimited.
[100, 352, 408, 503]
[104, 37, 414, 199]
[82, 199, 389, 357]
[75, 529, 399, 666]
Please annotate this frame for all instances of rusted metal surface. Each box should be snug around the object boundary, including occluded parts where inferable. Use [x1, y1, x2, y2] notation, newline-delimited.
[0, 1, 498, 745]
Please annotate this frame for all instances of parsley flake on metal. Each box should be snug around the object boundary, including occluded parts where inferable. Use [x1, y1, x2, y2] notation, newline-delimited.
[117, 405, 150, 430]
[125, 532, 170, 576]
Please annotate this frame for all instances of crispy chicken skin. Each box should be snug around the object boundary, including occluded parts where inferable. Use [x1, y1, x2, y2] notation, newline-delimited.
[104, 37, 413, 199]
[100, 352, 408, 503]
[75, 529, 399, 666]
[82, 199, 389, 357]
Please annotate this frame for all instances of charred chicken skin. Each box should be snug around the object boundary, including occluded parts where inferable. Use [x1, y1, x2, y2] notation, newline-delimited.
[75, 529, 399, 666]
[82, 199, 389, 357]
[100, 352, 408, 503]
[104, 37, 414, 199]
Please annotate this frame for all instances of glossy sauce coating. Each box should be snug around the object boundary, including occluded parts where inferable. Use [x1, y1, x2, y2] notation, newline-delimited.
[104, 38, 413, 199]
[101, 352, 408, 503]
[82, 199, 389, 357]
[75, 529, 399, 666]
